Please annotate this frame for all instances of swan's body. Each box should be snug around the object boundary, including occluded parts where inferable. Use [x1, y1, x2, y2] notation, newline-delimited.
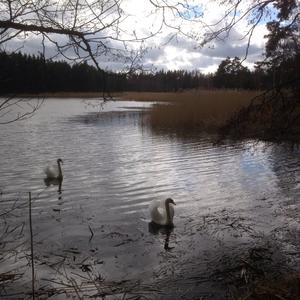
[150, 198, 176, 226]
[44, 158, 63, 180]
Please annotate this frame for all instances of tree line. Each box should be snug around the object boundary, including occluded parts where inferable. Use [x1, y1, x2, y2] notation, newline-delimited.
[0, 51, 276, 94]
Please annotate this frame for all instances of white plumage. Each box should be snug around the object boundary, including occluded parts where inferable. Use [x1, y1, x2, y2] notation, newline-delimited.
[150, 198, 176, 226]
[44, 158, 63, 179]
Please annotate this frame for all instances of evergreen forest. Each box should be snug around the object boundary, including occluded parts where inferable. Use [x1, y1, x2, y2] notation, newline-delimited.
[0, 51, 276, 94]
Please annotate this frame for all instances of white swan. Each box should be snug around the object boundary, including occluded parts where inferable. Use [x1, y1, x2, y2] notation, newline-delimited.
[44, 158, 63, 180]
[150, 198, 176, 226]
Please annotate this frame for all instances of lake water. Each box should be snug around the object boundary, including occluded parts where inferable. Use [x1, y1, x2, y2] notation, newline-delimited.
[0, 99, 299, 299]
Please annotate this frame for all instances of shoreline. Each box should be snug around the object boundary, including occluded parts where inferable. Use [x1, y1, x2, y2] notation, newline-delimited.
[0, 89, 259, 101]
[2, 92, 114, 99]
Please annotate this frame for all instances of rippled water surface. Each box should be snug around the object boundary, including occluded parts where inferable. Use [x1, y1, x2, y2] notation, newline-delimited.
[0, 99, 299, 299]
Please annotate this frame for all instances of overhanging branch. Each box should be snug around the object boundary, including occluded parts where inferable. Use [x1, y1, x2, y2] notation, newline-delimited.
[0, 20, 84, 38]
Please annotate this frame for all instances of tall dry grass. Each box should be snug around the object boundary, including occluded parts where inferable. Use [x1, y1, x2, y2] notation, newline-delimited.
[120, 90, 259, 131]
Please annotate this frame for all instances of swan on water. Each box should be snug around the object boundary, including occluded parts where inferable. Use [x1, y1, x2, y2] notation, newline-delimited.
[149, 198, 176, 226]
[44, 158, 63, 180]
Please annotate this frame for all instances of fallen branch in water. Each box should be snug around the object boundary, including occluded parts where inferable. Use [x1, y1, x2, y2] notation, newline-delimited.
[88, 225, 94, 241]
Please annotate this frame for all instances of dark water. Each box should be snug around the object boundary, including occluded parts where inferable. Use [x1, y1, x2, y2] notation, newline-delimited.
[0, 99, 299, 299]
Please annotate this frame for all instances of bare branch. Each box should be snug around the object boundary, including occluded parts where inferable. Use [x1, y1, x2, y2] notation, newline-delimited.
[0, 20, 85, 38]
[0, 97, 44, 125]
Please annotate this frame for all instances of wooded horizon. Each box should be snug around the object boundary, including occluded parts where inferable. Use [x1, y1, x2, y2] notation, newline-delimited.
[0, 51, 275, 94]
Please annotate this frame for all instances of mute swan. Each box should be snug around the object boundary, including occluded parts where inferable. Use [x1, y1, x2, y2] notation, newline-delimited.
[150, 198, 176, 226]
[44, 158, 63, 180]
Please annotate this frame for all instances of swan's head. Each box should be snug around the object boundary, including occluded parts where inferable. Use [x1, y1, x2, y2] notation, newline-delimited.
[166, 198, 176, 206]
[57, 158, 63, 164]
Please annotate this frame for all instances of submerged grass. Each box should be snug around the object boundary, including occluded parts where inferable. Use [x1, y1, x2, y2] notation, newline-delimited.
[238, 272, 300, 300]
[1, 193, 299, 299]
[120, 90, 260, 131]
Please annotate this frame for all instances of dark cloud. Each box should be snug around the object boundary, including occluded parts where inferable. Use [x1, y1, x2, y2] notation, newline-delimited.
[199, 26, 265, 62]
[161, 34, 198, 51]
[144, 47, 164, 61]
[201, 39, 262, 59]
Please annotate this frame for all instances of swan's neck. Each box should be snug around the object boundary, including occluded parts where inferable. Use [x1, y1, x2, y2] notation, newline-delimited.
[165, 201, 172, 225]
[57, 161, 63, 179]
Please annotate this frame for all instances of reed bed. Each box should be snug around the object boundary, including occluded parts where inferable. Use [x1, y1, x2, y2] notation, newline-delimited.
[120, 90, 259, 131]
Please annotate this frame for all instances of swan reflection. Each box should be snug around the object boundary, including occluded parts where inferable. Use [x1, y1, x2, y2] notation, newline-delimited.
[44, 177, 63, 199]
[148, 221, 174, 251]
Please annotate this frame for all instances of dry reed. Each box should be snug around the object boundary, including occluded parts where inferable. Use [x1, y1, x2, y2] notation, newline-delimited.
[120, 90, 259, 131]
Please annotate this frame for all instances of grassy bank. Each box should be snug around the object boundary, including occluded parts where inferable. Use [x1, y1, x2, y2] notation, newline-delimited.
[120, 90, 259, 131]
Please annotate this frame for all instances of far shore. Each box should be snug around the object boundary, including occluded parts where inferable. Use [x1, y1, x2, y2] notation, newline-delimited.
[2, 91, 112, 99]
[3, 90, 260, 132]
[3, 89, 260, 101]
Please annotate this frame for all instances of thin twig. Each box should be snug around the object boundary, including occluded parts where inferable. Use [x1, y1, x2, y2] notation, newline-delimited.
[29, 192, 35, 300]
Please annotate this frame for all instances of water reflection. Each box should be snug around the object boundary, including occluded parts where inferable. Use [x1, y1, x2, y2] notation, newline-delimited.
[1, 99, 299, 299]
[148, 221, 175, 251]
[269, 144, 300, 198]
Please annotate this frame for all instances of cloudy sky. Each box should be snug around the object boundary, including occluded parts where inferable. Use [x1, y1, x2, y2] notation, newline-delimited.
[141, 27, 267, 74]
[2, 0, 271, 74]
[120, 0, 270, 73]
